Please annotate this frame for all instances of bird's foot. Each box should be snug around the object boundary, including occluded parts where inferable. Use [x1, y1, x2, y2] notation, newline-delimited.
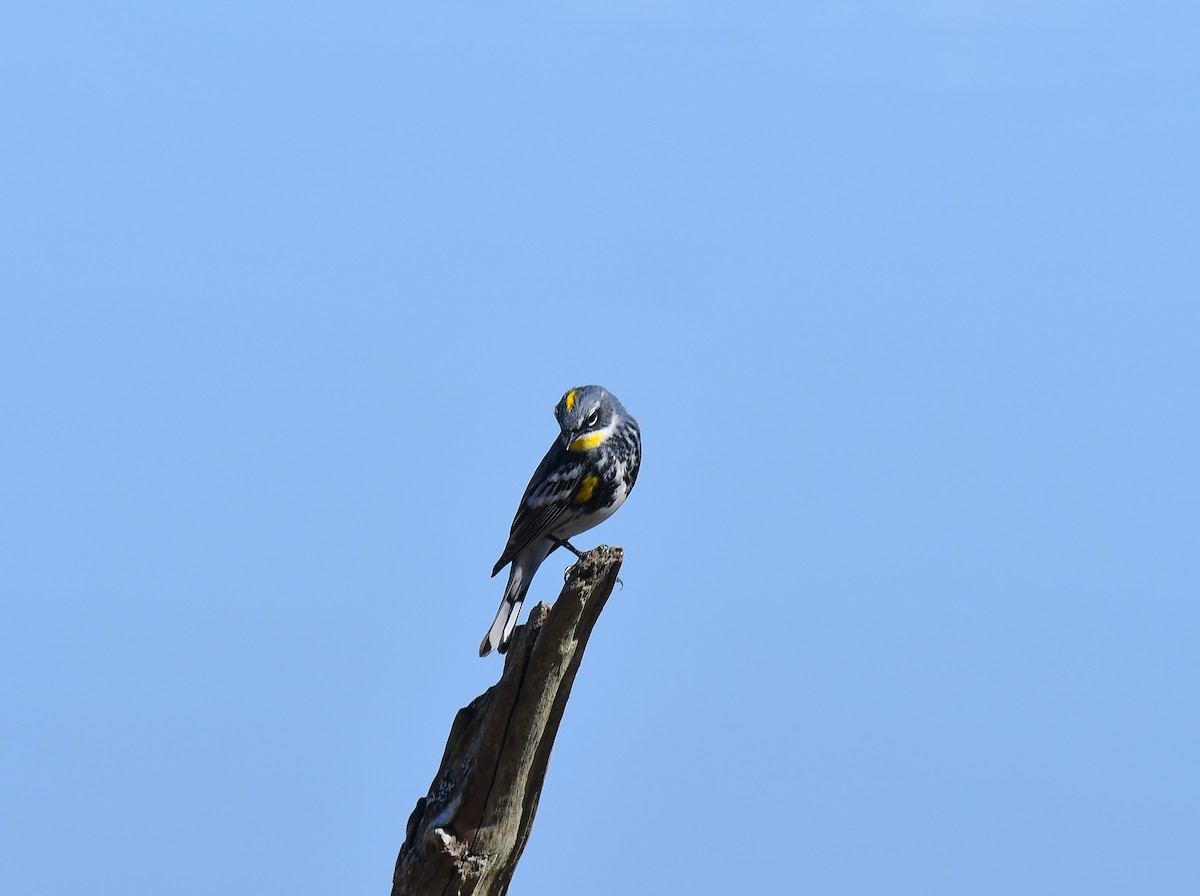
[551, 537, 624, 587]
[550, 537, 587, 560]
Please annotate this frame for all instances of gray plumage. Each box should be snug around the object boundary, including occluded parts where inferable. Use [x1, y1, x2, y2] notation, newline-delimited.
[481, 385, 641, 656]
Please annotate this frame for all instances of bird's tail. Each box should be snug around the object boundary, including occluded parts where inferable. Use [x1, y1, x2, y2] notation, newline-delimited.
[479, 562, 530, 657]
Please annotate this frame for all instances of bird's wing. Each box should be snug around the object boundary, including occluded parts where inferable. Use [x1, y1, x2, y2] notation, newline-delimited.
[491, 440, 587, 576]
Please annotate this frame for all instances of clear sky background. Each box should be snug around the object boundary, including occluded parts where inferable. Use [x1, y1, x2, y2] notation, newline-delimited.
[2, 3, 1197, 894]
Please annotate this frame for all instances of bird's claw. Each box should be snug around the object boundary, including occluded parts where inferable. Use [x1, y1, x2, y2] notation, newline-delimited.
[552, 537, 622, 588]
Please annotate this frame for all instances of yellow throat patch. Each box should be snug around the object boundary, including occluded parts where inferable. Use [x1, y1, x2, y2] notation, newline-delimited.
[568, 430, 607, 452]
[573, 475, 599, 504]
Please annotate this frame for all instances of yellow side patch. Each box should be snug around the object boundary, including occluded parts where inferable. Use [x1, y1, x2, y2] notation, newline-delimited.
[569, 430, 608, 452]
[565, 390, 577, 412]
[574, 475, 599, 504]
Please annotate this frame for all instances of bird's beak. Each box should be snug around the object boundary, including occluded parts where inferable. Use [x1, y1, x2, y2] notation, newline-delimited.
[561, 431, 575, 449]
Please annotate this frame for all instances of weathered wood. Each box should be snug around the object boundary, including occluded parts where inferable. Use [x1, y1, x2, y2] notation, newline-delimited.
[392, 546, 624, 896]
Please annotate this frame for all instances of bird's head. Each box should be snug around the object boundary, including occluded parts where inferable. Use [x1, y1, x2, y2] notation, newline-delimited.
[555, 385, 622, 452]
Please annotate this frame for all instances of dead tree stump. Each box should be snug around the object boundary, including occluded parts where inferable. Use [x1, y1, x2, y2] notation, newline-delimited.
[392, 545, 624, 896]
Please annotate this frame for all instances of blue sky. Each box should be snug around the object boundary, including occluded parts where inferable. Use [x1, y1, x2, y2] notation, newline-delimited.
[2, 3, 1197, 894]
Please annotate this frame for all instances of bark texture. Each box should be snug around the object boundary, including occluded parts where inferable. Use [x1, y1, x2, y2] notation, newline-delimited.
[392, 545, 624, 896]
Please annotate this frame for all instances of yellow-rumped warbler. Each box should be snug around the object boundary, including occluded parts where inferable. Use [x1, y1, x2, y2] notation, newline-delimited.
[480, 385, 642, 656]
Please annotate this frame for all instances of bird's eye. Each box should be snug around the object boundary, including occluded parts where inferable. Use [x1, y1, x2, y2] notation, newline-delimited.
[585, 410, 600, 427]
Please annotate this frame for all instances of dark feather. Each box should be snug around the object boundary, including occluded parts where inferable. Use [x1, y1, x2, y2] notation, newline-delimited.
[491, 438, 587, 576]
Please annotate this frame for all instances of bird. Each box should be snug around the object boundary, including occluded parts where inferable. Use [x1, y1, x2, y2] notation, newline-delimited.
[480, 385, 641, 657]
